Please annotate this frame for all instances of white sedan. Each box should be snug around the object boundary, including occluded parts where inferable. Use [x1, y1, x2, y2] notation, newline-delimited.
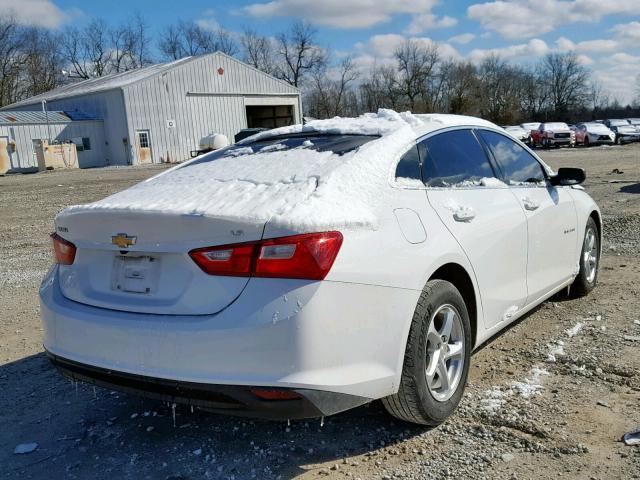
[41, 111, 601, 425]
[503, 125, 531, 145]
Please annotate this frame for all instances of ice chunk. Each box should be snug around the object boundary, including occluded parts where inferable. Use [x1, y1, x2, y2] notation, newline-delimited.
[566, 322, 584, 338]
[14, 443, 38, 454]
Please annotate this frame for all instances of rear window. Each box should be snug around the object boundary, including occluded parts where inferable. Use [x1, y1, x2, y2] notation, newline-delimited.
[421, 129, 497, 187]
[189, 133, 380, 167]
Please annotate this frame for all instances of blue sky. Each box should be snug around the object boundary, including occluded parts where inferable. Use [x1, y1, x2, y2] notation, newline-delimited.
[5, 0, 640, 103]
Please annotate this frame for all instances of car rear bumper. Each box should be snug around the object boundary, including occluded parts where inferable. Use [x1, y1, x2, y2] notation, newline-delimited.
[47, 351, 370, 419]
[40, 266, 419, 406]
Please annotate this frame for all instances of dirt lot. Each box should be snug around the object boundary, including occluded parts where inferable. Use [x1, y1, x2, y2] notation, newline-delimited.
[1, 144, 639, 479]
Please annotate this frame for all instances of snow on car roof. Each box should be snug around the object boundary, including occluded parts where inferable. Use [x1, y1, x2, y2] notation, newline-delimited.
[58, 110, 504, 231]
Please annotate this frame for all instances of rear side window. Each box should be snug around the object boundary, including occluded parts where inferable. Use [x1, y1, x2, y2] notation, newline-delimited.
[477, 130, 546, 185]
[395, 144, 421, 181]
[421, 129, 496, 187]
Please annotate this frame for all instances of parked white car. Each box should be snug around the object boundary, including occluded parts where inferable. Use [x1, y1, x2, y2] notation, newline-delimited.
[574, 122, 615, 146]
[503, 125, 531, 145]
[41, 111, 601, 425]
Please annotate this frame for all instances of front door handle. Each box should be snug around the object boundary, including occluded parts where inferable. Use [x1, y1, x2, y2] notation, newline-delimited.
[522, 197, 539, 211]
[453, 207, 476, 222]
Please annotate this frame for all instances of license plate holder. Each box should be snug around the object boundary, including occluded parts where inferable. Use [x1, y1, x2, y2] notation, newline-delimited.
[111, 255, 159, 294]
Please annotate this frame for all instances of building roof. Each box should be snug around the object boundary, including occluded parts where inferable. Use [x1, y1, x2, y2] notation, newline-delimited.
[4, 57, 194, 109]
[3, 52, 299, 110]
[0, 110, 100, 125]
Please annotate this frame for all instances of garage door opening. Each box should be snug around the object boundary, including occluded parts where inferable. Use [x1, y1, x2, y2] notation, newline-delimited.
[246, 105, 294, 129]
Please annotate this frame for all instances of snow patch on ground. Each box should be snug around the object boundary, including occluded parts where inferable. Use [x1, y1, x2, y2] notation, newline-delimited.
[566, 322, 584, 338]
[481, 367, 550, 414]
[510, 367, 550, 398]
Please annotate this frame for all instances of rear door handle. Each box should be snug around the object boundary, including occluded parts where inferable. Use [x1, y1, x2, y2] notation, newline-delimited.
[522, 197, 539, 211]
[453, 207, 476, 222]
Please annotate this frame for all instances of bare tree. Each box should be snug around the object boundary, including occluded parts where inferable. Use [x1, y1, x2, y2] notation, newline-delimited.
[276, 21, 326, 88]
[159, 20, 237, 60]
[307, 56, 359, 118]
[124, 13, 152, 69]
[0, 17, 25, 106]
[21, 27, 63, 97]
[241, 28, 277, 75]
[359, 64, 403, 112]
[439, 60, 477, 114]
[61, 19, 110, 79]
[538, 52, 589, 119]
[394, 40, 440, 112]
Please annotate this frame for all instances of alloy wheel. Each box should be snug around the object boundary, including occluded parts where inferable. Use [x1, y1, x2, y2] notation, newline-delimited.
[583, 226, 599, 284]
[425, 304, 465, 402]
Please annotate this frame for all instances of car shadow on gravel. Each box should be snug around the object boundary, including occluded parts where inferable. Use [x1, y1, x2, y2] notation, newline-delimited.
[1, 353, 430, 479]
[619, 183, 640, 194]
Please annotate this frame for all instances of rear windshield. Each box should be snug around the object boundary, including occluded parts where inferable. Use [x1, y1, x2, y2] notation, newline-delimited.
[189, 133, 380, 167]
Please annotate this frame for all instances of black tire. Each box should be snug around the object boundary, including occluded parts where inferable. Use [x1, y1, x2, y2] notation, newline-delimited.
[584, 136, 589, 147]
[382, 280, 471, 425]
[570, 216, 600, 298]
[616, 135, 623, 145]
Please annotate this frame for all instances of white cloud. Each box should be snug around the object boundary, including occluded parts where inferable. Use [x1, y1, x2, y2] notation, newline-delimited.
[611, 21, 640, 42]
[468, 0, 639, 40]
[0, 0, 81, 28]
[468, 38, 550, 62]
[594, 52, 640, 103]
[243, 0, 440, 29]
[352, 33, 460, 74]
[448, 33, 476, 45]
[576, 54, 594, 66]
[195, 14, 220, 32]
[364, 34, 460, 60]
[555, 37, 618, 53]
[405, 13, 457, 35]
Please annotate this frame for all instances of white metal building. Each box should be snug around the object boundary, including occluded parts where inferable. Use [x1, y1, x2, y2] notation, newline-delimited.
[2, 52, 301, 167]
[0, 111, 105, 173]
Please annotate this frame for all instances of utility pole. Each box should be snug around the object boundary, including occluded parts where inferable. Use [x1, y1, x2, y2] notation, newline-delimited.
[42, 100, 51, 142]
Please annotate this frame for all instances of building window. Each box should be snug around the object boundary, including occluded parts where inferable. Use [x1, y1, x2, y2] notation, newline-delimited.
[82, 137, 91, 151]
[138, 131, 150, 148]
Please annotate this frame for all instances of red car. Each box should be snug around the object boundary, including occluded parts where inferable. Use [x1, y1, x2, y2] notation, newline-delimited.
[531, 122, 575, 148]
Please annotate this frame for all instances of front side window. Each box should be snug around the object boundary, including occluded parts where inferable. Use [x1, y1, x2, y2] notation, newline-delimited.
[395, 144, 421, 181]
[477, 130, 546, 185]
[421, 129, 496, 187]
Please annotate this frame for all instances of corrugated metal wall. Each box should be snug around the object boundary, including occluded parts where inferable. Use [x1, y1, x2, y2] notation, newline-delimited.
[123, 53, 301, 164]
[7, 90, 129, 165]
[0, 121, 105, 170]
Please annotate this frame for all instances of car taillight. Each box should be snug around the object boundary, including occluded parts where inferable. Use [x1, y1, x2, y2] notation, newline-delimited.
[254, 232, 343, 280]
[51, 233, 76, 265]
[189, 231, 343, 280]
[189, 243, 254, 276]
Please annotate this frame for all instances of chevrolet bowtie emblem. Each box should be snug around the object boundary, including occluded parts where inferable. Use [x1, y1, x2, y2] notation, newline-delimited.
[111, 233, 137, 248]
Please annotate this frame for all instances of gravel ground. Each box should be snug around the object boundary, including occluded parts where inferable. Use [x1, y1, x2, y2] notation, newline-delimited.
[1, 144, 639, 479]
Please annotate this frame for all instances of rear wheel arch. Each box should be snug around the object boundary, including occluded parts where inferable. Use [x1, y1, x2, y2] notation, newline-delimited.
[428, 263, 477, 348]
[589, 210, 602, 241]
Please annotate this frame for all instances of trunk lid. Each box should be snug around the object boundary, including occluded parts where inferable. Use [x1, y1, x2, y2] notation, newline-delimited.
[55, 210, 264, 315]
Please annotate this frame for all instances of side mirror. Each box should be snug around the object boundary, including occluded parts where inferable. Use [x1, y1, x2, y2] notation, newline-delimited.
[550, 167, 586, 186]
